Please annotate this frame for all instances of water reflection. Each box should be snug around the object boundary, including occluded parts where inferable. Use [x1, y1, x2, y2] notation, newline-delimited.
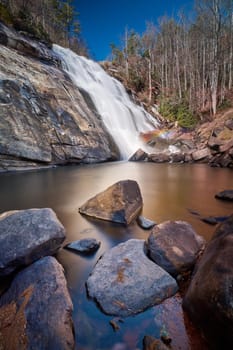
[0, 162, 232, 349]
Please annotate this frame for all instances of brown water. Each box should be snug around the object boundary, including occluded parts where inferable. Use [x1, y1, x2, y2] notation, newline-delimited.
[0, 162, 232, 349]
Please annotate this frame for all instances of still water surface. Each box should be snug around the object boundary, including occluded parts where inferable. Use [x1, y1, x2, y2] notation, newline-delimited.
[0, 162, 232, 349]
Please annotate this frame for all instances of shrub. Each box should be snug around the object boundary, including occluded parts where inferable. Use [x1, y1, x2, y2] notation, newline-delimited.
[159, 98, 198, 129]
[0, 3, 14, 25]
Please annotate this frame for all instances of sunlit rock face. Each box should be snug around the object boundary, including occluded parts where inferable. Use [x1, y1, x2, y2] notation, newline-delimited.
[0, 23, 119, 171]
[79, 180, 143, 225]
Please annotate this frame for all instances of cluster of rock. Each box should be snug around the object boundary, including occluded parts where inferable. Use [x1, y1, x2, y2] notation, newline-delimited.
[130, 115, 233, 168]
[1, 180, 232, 348]
[79, 180, 205, 315]
[0, 208, 75, 349]
[0, 22, 118, 172]
[79, 179, 233, 348]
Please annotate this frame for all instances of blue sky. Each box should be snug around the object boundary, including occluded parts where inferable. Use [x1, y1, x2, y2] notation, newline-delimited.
[75, 0, 193, 61]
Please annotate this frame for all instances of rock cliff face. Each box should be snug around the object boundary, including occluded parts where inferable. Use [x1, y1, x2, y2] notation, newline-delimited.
[0, 22, 119, 171]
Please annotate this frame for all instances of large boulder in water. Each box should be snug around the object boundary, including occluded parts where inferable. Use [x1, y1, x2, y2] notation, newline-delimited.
[183, 215, 233, 348]
[79, 180, 143, 225]
[147, 221, 205, 277]
[86, 239, 178, 317]
[0, 208, 65, 277]
[0, 256, 74, 349]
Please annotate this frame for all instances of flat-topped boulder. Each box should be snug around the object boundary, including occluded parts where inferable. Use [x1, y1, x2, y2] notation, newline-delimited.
[0, 208, 65, 277]
[183, 215, 233, 348]
[79, 180, 143, 225]
[0, 256, 74, 349]
[86, 239, 178, 317]
[147, 221, 205, 277]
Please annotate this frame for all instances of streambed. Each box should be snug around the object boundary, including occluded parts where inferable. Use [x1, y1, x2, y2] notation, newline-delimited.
[0, 162, 232, 349]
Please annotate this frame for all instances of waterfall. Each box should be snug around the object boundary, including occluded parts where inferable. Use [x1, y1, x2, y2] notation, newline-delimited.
[53, 45, 159, 159]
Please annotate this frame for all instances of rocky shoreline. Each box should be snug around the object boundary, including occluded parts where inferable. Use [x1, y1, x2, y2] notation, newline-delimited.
[129, 112, 233, 168]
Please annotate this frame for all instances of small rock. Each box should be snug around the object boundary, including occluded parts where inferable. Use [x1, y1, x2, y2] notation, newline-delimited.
[79, 180, 143, 225]
[65, 238, 100, 254]
[160, 326, 172, 345]
[87, 239, 178, 317]
[192, 148, 211, 161]
[219, 139, 233, 153]
[143, 335, 169, 350]
[170, 153, 184, 163]
[128, 148, 148, 161]
[215, 189, 233, 201]
[109, 318, 121, 331]
[201, 216, 218, 225]
[225, 119, 233, 130]
[137, 215, 156, 230]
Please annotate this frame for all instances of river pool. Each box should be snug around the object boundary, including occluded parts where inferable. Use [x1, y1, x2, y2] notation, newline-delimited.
[0, 162, 232, 349]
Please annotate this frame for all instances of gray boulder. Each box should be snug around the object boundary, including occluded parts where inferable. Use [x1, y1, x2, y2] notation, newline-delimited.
[65, 238, 100, 254]
[79, 180, 143, 225]
[86, 239, 178, 317]
[0, 256, 74, 350]
[183, 214, 233, 348]
[147, 221, 205, 277]
[0, 208, 65, 277]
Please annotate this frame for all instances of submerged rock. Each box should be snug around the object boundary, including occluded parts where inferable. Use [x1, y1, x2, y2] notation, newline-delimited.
[86, 239, 178, 317]
[65, 238, 100, 254]
[0, 208, 65, 277]
[183, 215, 233, 348]
[0, 256, 74, 349]
[215, 189, 233, 201]
[79, 180, 143, 225]
[147, 221, 205, 277]
[137, 215, 156, 230]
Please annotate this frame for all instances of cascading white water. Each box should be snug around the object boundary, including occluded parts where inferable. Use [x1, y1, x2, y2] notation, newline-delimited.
[53, 44, 159, 159]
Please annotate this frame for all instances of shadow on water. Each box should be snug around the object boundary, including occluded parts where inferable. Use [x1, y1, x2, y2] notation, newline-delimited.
[0, 162, 232, 349]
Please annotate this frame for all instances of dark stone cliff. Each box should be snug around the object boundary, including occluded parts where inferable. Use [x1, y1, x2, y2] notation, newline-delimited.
[0, 22, 119, 171]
